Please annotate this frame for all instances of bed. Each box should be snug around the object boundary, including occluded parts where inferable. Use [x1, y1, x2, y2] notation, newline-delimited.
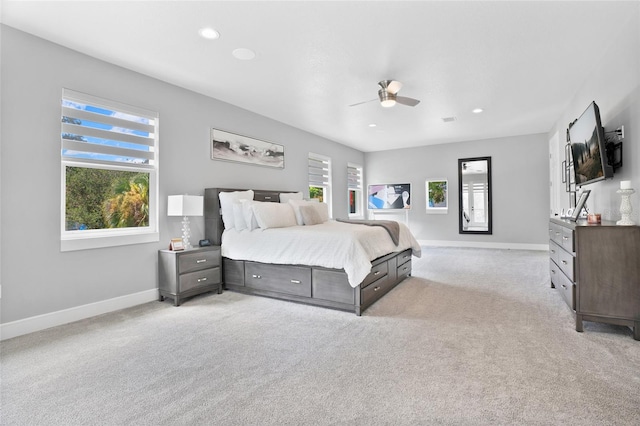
[204, 188, 421, 315]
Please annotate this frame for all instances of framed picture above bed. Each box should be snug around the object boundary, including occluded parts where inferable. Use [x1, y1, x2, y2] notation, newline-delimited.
[426, 179, 448, 214]
[367, 183, 411, 210]
[211, 128, 285, 169]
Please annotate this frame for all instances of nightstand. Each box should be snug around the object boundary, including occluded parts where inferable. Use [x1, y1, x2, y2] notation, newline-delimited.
[158, 245, 222, 306]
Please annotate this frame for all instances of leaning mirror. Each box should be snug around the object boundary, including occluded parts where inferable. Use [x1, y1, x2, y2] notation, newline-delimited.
[458, 157, 492, 234]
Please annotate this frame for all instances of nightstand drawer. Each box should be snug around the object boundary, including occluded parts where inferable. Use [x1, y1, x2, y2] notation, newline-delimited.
[178, 248, 220, 274]
[180, 267, 221, 293]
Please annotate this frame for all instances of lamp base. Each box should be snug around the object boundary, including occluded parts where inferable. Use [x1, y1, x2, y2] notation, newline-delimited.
[181, 216, 193, 249]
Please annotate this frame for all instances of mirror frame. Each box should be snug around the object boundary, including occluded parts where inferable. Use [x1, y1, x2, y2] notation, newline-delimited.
[458, 156, 492, 235]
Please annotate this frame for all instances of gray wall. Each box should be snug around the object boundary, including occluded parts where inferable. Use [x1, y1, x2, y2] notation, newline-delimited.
[549, 10, 640, 219]
[0, 26, 363, 324]
[365, 134, 549, 246]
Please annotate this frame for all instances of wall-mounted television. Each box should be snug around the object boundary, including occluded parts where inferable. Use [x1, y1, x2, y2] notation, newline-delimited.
[368, 183, 411, 209]
[569, 101, 613, 186]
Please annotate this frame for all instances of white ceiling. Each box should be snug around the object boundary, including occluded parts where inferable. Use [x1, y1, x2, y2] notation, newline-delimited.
[2, 1, 637, 152]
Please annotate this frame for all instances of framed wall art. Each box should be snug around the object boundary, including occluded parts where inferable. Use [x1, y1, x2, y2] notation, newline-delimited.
[367, 183, 411, 210]
[426, 179, 448, 214]
[211, 128, 284, 169]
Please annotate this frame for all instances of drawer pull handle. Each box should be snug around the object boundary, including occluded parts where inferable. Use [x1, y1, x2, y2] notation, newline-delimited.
[197, 277, 207, 283]
[551, 269, 556, 274]
[373, 286, 381, 292]
[561, 284, 567, 289]
[555, 232, 561, 236]
[562, 236, 569, 240]
[561, 260, 568, 265]
[264, 196, 272, 200]
[374, 271, 381, 276]
[402, 267, 408, 271]
[550, 249, 555, 254]
[403, 255, 409, 259]
[290, 279, 301, 284]
[196, 259, 207, 264]
[252, 274, 261, 279]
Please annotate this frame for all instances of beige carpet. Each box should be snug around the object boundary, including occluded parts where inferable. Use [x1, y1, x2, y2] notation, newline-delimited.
[2, 247, 639, 425]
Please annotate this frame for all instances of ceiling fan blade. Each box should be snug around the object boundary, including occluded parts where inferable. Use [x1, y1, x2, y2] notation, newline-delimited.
[348, 98, 378, 107]
[387, 80, 403, 94]
[396, 96, 421, 107]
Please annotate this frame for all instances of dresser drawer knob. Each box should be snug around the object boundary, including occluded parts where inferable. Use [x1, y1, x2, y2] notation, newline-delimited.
[550, 249, 555, 254]
[562, 236, 569, 240]
[252, 274, 261, 279]
[197, 277, 208, 283]
[374, 271, 381, 276]
[373, 286, 380, 292]
[290, 279, 301, 284]
[196, 259, 207, 264]
[562, 260, 568, 265]
[561, 284, 567, 289]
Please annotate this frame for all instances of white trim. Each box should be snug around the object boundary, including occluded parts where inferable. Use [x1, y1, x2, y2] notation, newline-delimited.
[0, 289, 158, 341]
[418, 240, 549, 251]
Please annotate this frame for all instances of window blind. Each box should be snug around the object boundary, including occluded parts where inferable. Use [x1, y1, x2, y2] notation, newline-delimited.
[308, 154, 330, 187]
[347, 164, 362, 190]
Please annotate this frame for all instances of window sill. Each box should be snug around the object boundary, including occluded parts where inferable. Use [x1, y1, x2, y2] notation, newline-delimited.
[61, 231, 159, 252]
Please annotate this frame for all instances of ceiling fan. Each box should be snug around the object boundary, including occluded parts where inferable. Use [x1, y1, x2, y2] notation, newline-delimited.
[349, 80, 421, 108]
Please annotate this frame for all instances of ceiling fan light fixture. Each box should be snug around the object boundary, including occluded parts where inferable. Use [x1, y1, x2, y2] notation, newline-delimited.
[379, 90, 396, 107]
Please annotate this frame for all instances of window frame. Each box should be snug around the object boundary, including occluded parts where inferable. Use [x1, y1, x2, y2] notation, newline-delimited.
[347, 163, 364, 218]
[60, 89, 159, 251]
[308, 152, 332, 216]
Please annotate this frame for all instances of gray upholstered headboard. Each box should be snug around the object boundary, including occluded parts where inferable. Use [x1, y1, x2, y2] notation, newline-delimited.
[203, 188, 300, 245]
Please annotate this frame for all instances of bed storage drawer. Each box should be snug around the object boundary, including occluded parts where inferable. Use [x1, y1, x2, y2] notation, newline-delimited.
[311, 268, 355, 304]
[361, 275, 394, 306]
[397, 249, 412, 266]
[245, 262, 312, 297]
[361, 262, 388, 288]
[223, 258, 244, 286]
[397, 260, 411, 280]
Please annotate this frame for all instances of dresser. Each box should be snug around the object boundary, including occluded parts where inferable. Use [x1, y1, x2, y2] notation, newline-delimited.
[549, 218, 640, 340]
[158, 246, 222, 306]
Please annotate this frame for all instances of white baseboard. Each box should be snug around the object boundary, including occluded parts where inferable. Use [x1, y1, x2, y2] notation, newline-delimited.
[418, 240, 549, 251]
[0, 289, 158, 341]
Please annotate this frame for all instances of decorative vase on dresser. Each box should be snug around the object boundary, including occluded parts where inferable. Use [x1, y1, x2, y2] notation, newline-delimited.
[549, 218, 640, 340]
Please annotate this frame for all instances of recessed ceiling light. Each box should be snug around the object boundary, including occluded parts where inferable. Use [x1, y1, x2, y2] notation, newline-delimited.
[369, 123, 377, 127]
[198, 27, 220, 40]
[472, 108, 484, 114]
[441, 116, 457, 123]
[232, 48, 256, 60]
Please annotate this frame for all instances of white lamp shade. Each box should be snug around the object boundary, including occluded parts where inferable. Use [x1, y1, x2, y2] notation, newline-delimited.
[167, 195, 203, 217]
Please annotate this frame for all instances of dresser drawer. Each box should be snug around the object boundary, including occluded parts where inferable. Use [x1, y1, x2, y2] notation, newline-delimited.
[561, 227, 575, 253]
[557, 248, 575, 281]
[179, 267, 221, 293]
[554, 265, 575, 310]
[549, 222, 564, 246]
[178, 248, 221, 274]
[549, 241, 561, 265]
[245, 262, 312, 297]
[361, 262, 388, 288]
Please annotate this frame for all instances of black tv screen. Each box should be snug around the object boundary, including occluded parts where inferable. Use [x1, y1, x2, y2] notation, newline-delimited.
[569, 101, 613, 186]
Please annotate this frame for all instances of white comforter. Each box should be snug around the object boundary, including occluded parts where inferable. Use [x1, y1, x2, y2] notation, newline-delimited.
[221, 220, 422, 287]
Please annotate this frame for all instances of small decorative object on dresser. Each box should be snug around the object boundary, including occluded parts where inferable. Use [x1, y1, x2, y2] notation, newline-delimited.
[616, 181, 635, 226]
[158, 245, 222, 306]
[549, 218, 640, 340]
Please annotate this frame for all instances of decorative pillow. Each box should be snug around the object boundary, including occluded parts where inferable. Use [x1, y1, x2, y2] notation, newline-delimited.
[233, 201, 247, 231]
[279, 192, 304, 203]
[299, 205, 324, 225]
[218, 190, 254, 229]
[313, 202, 329, 223]
[252, 202, 297, 229]
[288, 199, 323, 225]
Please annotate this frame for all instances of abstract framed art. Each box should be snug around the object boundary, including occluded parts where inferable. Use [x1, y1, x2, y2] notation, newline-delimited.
[211, 128, 284, 169]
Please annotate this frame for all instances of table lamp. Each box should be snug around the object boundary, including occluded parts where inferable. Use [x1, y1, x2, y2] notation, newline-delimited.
[167, 195, 203, 249]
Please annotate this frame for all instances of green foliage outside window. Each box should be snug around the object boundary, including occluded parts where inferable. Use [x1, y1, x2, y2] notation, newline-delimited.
[309, 186, 324, 202]
[65, 166, 149, 230]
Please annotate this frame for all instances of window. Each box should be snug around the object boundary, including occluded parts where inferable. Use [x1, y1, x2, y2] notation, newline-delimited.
[61, 89, 159, 251]
[308, 152, 332, 215]
[347, 163, 363, 218]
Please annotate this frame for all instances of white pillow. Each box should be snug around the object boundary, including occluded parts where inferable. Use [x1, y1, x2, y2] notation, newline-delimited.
[279, 192, 303, 203]
[233, 201, 247, 231]
[252, 202, 297, 229]
[288, 199, 328, 225]
[299, 205, 324, 225]
[241, 200, 260, 231]
[218, 190, 254, 229]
